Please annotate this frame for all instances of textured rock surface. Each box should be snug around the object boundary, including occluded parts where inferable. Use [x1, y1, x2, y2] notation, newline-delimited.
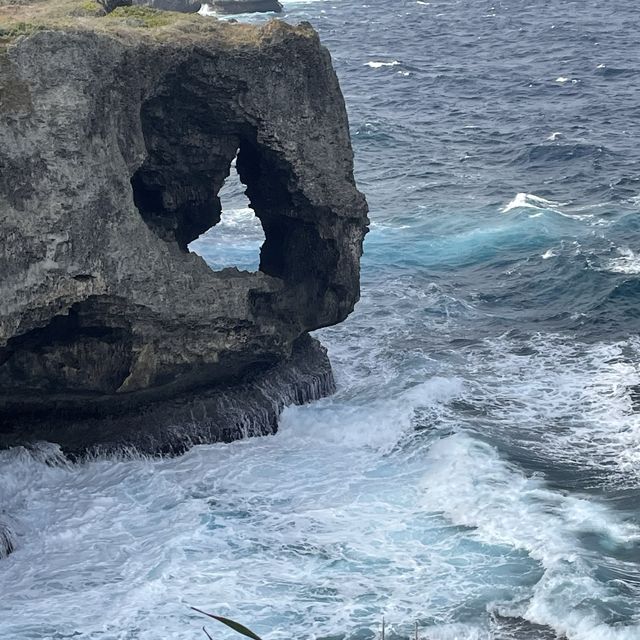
[0, 334, 335, 457]
[208, 0, 282, 14]
[133, 0, 201, 13]
[0, 16, 368, 449]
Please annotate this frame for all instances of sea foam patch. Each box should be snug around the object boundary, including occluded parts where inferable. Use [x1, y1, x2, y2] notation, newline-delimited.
[365, 60, 401, 68]
[421, 432, 640, 640]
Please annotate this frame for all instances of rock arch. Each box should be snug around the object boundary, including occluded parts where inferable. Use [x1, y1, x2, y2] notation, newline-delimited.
[0, 20, 368, 451]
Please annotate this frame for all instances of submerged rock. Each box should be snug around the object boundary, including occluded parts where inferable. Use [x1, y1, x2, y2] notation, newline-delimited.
[208, 0, 283, 14]
[0, 17, 368, 453]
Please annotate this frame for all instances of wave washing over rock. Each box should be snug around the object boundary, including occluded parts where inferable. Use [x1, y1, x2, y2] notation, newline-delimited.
[0, 334, 335, 458]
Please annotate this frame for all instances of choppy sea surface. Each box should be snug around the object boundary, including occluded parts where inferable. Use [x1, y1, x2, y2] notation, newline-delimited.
[2, 1, 640, 638]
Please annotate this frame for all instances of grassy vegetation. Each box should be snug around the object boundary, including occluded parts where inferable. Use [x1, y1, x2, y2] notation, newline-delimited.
[0, 0, 310, 47]
[0, 19, 45, 38]
[75, 0, 101, 13]
[104, 5, 175, 28]
[0, 0, 212, 42]
[0, 1, 316, 53]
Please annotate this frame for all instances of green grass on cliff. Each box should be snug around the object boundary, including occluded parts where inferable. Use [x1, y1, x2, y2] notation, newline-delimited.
[0, 0, 309, 46]
[0, 0, 215, 43]
[104, 5, 175, 28]
[0, 19, 45, 38]
[0, 1, 316, 52]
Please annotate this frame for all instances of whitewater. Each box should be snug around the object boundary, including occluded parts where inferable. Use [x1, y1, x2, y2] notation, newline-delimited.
[2, 0, 640, 638]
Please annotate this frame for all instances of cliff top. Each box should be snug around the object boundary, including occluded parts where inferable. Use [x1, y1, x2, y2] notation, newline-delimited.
[0, 0, 311, 45]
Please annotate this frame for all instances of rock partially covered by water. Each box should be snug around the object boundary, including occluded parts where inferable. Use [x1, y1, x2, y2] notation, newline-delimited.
[208, 0, 282, 14]
[0, 522, 15, 559]
[0, 17, 368, 452]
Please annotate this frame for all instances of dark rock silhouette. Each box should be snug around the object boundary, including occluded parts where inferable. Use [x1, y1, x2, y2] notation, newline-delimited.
[132, 0, 202, 12]
[208, 0, 283, 14]
[96, 0, 132, 13]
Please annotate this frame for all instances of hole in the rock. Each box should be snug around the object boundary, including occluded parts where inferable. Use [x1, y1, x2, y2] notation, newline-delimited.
[188, 153, 265, 272]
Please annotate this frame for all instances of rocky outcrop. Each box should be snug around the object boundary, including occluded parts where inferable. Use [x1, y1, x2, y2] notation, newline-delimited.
[96, 0, 131, 13]
[0, 334, 335, 457]
[133, 0, 202, 13]
[0, 16, 368, 453]
[208, 0, 282, 14]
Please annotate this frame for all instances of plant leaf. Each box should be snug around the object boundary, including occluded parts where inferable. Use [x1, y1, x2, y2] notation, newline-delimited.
[192, 608, 263, 640]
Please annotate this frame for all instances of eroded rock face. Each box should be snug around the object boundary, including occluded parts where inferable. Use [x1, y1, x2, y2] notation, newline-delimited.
[0, 20, 368, 451]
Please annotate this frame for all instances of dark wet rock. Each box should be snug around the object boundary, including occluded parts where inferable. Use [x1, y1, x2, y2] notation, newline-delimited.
[208, 0, 282, 14]
[0, 19, 368, 452]
[0, 521, 15, 558]
[132, 0, 202, 12]
[0, 334, 334, 458]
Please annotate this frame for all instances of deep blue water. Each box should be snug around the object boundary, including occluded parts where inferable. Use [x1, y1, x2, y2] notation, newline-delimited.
[2, 1, 640, 639]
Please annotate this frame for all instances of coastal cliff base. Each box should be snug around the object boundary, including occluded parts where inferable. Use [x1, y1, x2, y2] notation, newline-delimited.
[0, 334, 334, 458]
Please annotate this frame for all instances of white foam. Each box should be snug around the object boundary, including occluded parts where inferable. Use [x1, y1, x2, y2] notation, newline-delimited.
[547, 131, 562, 141]
[555, 76, 570, 83]
[500, 193, 595, 221]
[462, 333, 640, 487]
[501, 192, 564, 213]
[603, 246, 640, 274]
[278, 376, 464, 453]
[0, 375, 472, 640]
[422, 432, 640, 640]
[3, 322, 639, 640]
[365, 60, 401, 68]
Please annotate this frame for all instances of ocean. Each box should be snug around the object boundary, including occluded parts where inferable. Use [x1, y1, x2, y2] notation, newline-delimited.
[1, 0, 640, 638]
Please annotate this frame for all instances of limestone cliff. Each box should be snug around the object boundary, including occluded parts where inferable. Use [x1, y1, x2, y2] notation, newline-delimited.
[0, 4, 368, 454]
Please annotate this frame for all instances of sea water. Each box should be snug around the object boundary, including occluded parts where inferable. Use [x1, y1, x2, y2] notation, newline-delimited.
[2, 1, 640, 638]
